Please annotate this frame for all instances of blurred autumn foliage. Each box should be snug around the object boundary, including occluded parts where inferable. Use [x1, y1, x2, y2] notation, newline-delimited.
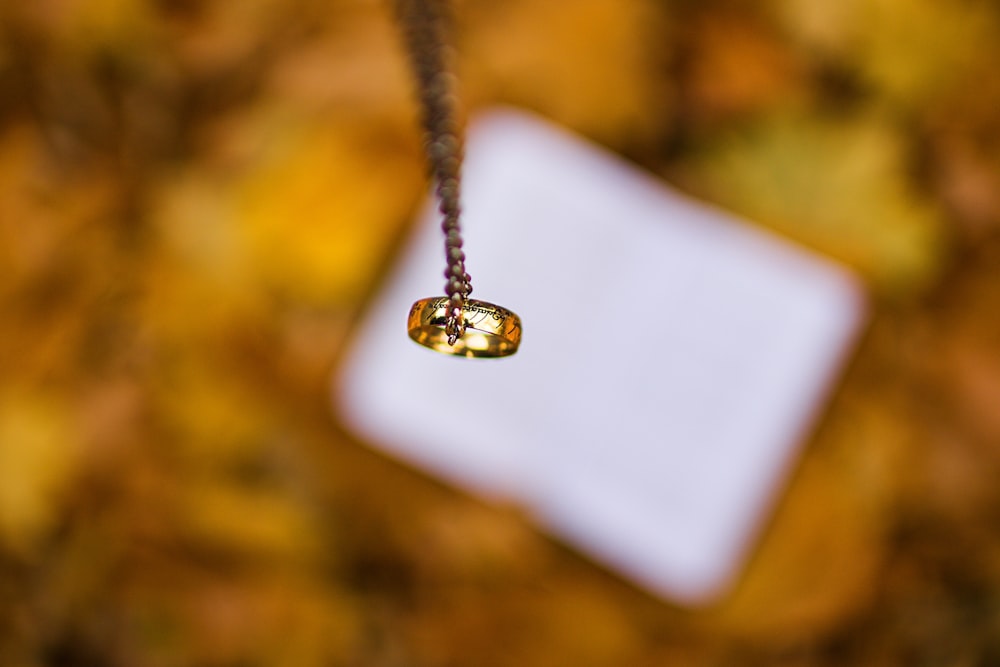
[1, 0, 1000, 665]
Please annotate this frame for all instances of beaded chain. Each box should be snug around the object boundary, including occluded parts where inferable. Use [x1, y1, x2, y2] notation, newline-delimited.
[394, 0, 472, 345]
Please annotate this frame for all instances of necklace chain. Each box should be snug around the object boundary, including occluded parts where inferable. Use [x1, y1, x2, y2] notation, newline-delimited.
[395, 0, 471, 344]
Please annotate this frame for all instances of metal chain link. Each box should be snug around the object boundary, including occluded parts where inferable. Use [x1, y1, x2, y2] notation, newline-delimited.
[394, 0, 472, 345]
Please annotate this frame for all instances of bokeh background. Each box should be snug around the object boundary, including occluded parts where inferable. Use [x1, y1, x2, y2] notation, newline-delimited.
[1, 0, 1000, 664]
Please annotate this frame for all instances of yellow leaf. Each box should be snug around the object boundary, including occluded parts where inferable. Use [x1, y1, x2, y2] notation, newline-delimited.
[231, 111, 422, 305]
[681, 113, 945, 294]
[178, 476, 324, 567]
[460, 0, 669, 146]
[0, 393, 76, 556]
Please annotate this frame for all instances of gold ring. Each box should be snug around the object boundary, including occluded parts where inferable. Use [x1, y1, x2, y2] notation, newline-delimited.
[407, 297, 522, 358]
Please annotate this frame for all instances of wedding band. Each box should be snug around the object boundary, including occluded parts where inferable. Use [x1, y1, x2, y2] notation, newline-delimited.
[407, 297, 522, 358]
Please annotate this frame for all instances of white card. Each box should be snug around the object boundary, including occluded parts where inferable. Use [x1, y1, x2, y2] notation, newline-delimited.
[335, 109, 866, 604]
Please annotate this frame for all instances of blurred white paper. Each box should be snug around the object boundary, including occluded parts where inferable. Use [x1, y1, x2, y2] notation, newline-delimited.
[335, 109, 866, 604]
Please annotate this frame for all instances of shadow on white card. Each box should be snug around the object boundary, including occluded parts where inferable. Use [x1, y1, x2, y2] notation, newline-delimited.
[335, 108, 867, 605]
